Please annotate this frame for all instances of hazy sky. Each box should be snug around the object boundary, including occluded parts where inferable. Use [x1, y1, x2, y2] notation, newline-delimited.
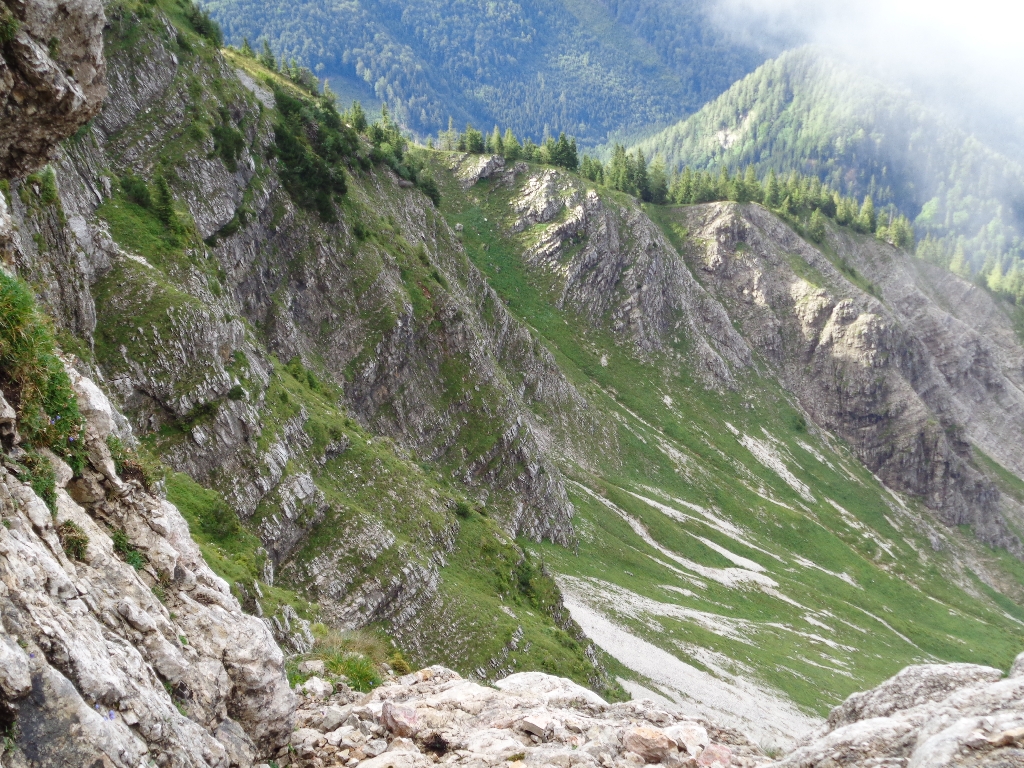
[708, 0, 1024, 155]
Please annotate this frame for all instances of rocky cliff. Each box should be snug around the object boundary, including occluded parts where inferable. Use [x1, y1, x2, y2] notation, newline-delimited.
[0, 365, 294, 765]
[677, 202, 1024, 552]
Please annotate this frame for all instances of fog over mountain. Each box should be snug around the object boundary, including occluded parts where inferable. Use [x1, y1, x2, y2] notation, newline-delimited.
[708, 0, 1024, 160]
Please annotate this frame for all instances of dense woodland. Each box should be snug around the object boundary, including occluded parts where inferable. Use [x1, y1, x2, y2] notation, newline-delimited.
[627, 49, 1024, 302]
[200, 0, 764, 145]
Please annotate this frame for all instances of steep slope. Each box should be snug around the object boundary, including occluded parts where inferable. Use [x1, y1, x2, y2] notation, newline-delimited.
[199, 0, 765, 144]
[0, 366, 294, 766]
[428, 157, 1024, 743]
[5, 0, 615, 692]
[4, 0, 1023, 747]
[631, 47, 1024, 274]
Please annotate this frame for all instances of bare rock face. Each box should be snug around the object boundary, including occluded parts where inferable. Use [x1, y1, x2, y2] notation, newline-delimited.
[0, 0, 107, 178]
[0, 369, 294, 766]
[680, 202, 1022, 552]
[284, 666, 769, 768]
[775, 654, 1024, 767]
[501, 168, 751, 384]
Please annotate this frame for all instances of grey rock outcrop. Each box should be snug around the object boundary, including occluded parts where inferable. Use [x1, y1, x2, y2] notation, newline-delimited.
[776, 655, 1024, 767]
[679, 202, 1023, 551]
[0, 0, 106, 178]
[281, 666, 769, 768]
[497, 166, 751, 383]
[0, 368, 294, 766]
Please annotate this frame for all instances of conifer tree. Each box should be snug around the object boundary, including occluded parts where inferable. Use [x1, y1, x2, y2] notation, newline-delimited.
[153, 173, 180, 242]
[649, 159, 668, 205]
[856, 195, 876, 234]
[633, 151, 651, 202]
[503, 128, 521, 161]
[950, 242, 971, 278]
[240, 37, 254, 58]
[808, 208, 826, 243]
[258, 40, 276, 71]
[764, 169, 780, 208]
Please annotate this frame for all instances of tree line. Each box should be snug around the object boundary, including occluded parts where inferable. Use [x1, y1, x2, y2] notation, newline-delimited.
[432, 120, 579, 171]
[450, 129, 913, 249]
[231, 41, 440, 218]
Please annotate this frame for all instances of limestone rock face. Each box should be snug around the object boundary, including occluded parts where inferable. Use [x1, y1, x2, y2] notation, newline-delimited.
[679, 202, 1024, 551]
[0, 370, 294, 766]
[775, 654, 1024, 767]
[499, 167, 752, 383]
[0, 0, 106, 178]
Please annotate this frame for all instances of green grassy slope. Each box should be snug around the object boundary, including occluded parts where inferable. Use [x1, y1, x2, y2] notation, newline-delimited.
[428, 156, 1024, 719]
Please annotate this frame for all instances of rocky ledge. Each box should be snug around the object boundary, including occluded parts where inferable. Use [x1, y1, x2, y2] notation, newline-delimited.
[272, 651, 1024, 768]
[278, 666, 765, 768]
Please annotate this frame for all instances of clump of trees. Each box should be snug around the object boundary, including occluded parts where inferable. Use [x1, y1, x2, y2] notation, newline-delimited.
[234, 41, 441, 215]
[436, 120, 578, 171]
[580, 151, 914, 249]
[918, 236, 1024, 305]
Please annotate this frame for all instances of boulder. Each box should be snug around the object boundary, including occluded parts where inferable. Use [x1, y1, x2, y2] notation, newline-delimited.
[382, 700, 420, 738]
[297, 676, 334, 699]
[697, 743, 731, 766]
[298, 659, 326, 676]
[622, 726, 678, 764]
[663, 723, 709, 756]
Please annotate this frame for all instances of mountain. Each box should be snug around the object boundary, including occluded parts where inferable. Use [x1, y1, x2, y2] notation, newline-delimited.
[630, 47, 1024, 278]
[197, 0, 767, 145]
[1, 0, 1024, 763]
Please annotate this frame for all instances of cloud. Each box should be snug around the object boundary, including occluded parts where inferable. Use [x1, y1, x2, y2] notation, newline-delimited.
[706, 0, 1024, 156]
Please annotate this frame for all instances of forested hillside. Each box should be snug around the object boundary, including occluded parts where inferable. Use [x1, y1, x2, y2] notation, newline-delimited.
[198, 0, 765, 146]
[631, 48, 1024, 293]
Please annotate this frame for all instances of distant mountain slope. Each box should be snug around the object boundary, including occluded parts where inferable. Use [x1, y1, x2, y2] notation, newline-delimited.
[199, 0, 765, 145]
[632, 47, 1024, 275]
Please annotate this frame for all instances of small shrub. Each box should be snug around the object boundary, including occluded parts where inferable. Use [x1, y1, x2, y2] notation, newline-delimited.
[389, 651, 412, 675]
[211, 122, 245, 172]
[107, 435, 151, 490]
[454, 501, 473, 519]
[111, 529, 147, 570]
[120, 173, 151, 208]
[0, 272, 86, 460]
[56, 520, 89, 560]
[227, 384, 245, 400]
[39, 168, 59, 206]
[20, 450, 56, 514]
[0, 8, 19, 45]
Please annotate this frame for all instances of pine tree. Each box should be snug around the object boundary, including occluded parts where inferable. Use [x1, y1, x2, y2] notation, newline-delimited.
[856, 195, 876, 234]
[950, 242, 971, 278]
[258, 40, 277, 71]
[240, 37, 254, 58]
[649, 159, 668, 205]
[503, 128, 521, 161]
[608, 145, 630, 194]
[987, 259, 1005, 293]
[743, 166, 761, 204]
[677, 167, 694, 204]
[633, 151, 651, 202]
[153, 173, 178, 235]
[764, 169, 780, 208]
[807, 209, 826, 244]
[488, 126, 503, 155]
[463, 124, 484, 154]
